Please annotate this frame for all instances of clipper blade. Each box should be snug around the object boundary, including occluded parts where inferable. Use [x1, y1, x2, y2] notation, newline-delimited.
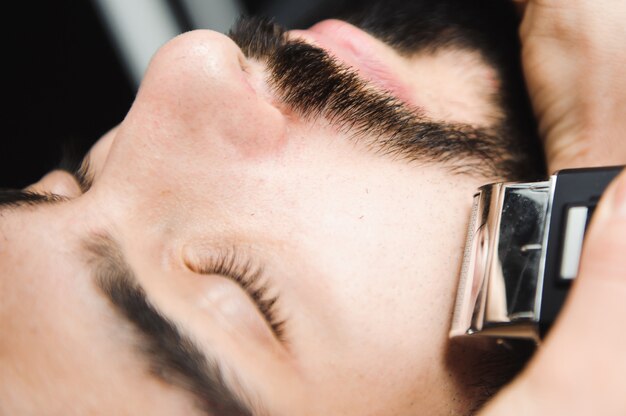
[449, 180, 552, 340]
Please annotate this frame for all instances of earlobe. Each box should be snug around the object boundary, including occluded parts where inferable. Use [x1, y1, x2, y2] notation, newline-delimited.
[26, 170, 83, 198]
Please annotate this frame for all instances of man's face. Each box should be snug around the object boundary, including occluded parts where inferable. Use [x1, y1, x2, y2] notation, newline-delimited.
[1, 18, 503, 415]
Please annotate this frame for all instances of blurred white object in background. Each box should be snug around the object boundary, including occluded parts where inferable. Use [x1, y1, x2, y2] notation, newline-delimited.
[182, 0, 242, 33]
[93, 0, 242, 88]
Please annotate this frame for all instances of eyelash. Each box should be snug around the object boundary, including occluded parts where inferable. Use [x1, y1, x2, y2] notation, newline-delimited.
[60, 149, 287, 341]
[60, 152, 287, 342]
[72, 156, 95, 193]
[58, 146, 95, 194]
[193, 251, 286, 341]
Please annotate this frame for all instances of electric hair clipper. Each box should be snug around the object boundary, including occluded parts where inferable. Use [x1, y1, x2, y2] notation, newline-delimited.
[450, 166, 624, 342]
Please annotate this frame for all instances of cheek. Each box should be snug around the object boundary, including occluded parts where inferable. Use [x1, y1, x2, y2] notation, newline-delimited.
[279, 171, 476, 410]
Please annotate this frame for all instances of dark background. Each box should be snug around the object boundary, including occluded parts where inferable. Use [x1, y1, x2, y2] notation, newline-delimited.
[5, 1, 134, 188]
[3, 0, 336, 189]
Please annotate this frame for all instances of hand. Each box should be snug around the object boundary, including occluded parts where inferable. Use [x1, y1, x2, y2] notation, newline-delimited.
[479, 169, 626, 415]
[479, 3, 626, 413]
[516, 0, 626, 173]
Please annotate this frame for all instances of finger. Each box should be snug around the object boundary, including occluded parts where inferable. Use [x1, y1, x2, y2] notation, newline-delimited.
[524, 169, 626, 414]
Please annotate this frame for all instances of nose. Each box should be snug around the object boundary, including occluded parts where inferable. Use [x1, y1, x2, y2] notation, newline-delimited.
[137, 30, 250, 124]
[119, 30, 286, 164]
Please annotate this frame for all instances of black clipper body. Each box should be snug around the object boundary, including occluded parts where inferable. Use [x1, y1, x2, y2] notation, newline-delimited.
[450, 166, 624, 341]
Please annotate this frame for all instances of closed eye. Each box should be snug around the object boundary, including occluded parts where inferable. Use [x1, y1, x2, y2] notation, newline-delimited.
[186, 249, 287, 343]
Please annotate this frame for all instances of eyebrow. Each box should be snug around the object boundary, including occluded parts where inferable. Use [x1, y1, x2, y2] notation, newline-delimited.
[56, 140, 96, 193]
[83, 233, 264, 416]
[71, 153, 95, 193]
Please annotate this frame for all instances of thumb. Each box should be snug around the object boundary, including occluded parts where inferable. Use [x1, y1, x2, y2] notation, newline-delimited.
[525, 169, 626, 414]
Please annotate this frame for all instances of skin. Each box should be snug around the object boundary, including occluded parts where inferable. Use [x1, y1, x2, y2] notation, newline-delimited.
[1, 22, 505, 415]
[516, 0, 626, 173]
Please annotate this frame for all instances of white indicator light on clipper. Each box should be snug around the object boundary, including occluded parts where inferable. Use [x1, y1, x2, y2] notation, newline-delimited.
[559, 206, 589, 280]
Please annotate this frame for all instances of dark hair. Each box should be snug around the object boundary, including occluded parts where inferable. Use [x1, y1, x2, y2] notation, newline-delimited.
[308, 0, 546, 181]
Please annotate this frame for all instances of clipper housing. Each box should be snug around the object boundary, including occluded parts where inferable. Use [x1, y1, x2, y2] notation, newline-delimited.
[450, 166, 623, 341]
